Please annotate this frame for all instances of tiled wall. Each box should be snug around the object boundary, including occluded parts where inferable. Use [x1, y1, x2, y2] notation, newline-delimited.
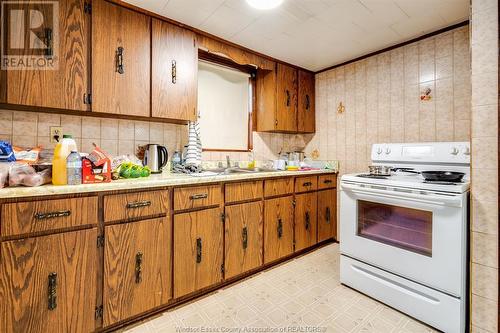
[0, 109, 307, 162]
[0, 110, 188, 157]
[306, 26, 471, 175]
[202, 132, 311, 162]
[470, 0, 498, 331]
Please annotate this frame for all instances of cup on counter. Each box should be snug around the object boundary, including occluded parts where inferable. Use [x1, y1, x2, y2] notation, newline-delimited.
[273, 159, 286, 170]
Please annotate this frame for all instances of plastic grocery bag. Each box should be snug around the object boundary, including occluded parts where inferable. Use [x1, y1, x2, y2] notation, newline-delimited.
[8, 163, 51, 187]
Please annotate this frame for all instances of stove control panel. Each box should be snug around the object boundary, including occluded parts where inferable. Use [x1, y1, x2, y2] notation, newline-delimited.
[371, 142, 471, 164]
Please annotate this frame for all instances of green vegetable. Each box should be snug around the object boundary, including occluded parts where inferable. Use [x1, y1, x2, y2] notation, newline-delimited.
[130, 165, 141, 178]
[119, 162, 132, 178]
[141, 166, 151, 177]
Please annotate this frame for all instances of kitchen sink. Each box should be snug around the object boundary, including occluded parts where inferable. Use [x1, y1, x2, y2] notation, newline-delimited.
[205, 167, 278, 174]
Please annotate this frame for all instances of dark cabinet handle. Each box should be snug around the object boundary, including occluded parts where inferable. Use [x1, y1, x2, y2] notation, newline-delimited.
[126, 200, 151, 209]
[172, 60, 177, 84]
[303, 182, 312, 187]
[326, 207, 331, 224]
[305, 94, 310, 110]
[44, 28, 53, 58]
[277, 219, 283, 239]
[305, 212, 310, 230]
[286, 90, 290, 107]
[190, 193, 208, 200]
[35, 210, 71, 220]
[323, 179, 333, 184]
[196, 238, 202, 263]
[116, 47, 124, 74]
[135, 252, 143, 284]
[242, 227, 248, 249]
[48, 272, 57, 310]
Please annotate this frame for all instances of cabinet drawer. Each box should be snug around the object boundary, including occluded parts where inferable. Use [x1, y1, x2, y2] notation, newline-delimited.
[294, 176, 318, 193]
[104, 190, 169, 223]
[264, 178, 294, 197]
[318, 174, 337, 190]
[1, 197, 98, 237]
[225, 181, 263, 204]
[174, 185, 222, 211]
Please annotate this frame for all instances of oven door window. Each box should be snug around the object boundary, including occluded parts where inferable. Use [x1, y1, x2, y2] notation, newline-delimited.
[357, 200, 433, 256]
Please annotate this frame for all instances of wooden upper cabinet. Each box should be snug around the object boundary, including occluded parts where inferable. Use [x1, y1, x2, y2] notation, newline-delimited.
[256, 63, 300, 133]
[276, 63, 298, 132]
[297, 70, 315, 133]
[0, 229, 98, 333]
[103, 217, 171, 326]
[255, 68, 277, 132]
[3, 0, 89, 110]
[92, 1, 150, 117]
[152, 19, 198, 121]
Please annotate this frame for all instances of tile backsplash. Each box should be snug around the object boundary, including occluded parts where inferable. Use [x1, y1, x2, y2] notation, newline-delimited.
[0, 110, 309, 162]
[0, 110, 188, 157]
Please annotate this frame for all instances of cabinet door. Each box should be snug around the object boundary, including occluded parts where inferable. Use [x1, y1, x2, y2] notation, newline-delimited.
[0, 229, 97, 333]
[174, 208, 223, 298]
[152, 19, 197, 121]
[318, 189, 337, 242]
[103, 217, 171, 326]
[255, 68, 277, 132]
[294, 192, 318, 251]
[264, 196, 294, 263]
[275, 64, 297, 132]
[92, 1, 150, 116]
[297, 70, 315, 133]
[225, 201, 263, 279]
[4, 0, 89, 110]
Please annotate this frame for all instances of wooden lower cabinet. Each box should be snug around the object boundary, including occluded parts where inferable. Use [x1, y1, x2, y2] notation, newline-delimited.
[294, 192, 318, 251]
[173, 208, 223, 298]
[318, 189, 337, 242]
[224, 201, 263, 279]
[264, 196, 294, 263]
[103, 217, 171, 327]
[0, 228, 98, 333]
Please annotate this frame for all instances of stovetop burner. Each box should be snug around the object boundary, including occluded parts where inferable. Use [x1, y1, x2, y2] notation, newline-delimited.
[356, 174, 390, 179]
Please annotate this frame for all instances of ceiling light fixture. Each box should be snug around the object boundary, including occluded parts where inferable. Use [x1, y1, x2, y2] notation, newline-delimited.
[246, 0, 284, 10]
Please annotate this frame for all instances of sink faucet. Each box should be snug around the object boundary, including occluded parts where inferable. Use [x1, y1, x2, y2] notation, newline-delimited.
[226, 155, 231, 168]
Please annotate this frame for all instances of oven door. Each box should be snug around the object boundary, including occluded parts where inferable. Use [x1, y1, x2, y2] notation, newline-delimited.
[340, 181, 467, 297]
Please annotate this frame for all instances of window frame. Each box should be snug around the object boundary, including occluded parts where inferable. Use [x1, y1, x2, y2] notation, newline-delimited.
[198, 50, 256, 152]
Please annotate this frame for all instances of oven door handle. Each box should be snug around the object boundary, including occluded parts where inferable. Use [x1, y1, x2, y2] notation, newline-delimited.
[341, 183, 463, 207]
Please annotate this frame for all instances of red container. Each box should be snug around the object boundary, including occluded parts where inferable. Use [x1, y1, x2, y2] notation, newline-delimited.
[82, 157, 111, 184]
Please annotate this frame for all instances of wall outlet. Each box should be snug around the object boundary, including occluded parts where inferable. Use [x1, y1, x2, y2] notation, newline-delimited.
[50, 126, 63, 143]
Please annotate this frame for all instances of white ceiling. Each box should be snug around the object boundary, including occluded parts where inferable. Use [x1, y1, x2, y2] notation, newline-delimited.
[124, 0, 470, 71]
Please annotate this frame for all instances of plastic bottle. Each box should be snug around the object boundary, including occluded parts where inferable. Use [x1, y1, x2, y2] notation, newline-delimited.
[66, 151, 82, 185]
[248, 151, 256, 169]
[52, 135, 77, 185]
[171, 151, 181, 170]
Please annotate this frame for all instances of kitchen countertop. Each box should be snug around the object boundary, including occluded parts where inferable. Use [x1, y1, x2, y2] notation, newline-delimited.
[0, 169, 338, 199]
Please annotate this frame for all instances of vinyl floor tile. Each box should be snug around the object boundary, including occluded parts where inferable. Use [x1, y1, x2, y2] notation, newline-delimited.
[124, 244, 438, 333]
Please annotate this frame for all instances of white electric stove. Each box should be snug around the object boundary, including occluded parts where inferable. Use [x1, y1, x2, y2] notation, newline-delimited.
[340, 142, 470, 333]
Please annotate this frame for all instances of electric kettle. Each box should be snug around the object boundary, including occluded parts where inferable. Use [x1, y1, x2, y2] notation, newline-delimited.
[143, 144, 168, 173]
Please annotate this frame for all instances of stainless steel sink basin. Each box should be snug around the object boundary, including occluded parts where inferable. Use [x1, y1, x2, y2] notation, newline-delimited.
[205, 167, 277, 174]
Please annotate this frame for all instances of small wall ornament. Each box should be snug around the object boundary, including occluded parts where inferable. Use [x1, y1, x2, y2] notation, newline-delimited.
[420, 87, 432, 101]
[337, 102, 345, 114]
